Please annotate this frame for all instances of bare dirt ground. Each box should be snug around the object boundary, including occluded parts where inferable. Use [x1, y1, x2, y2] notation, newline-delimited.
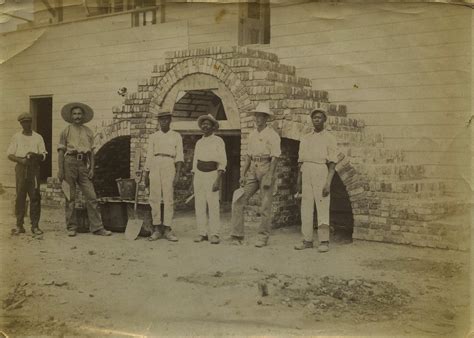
[0, 198, 471, 337]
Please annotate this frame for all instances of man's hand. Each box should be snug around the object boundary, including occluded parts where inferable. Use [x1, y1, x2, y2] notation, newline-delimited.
[173, 175, 179, 188]
[57, 170, 64, 182]
[262, 173, 273, 189]
[322, 183, 330, 197]
[212, 178, 221, 192]
[88, 169, 94, 180]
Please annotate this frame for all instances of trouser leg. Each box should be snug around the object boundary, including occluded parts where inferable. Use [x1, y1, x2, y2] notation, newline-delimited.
[257, 179, 274, 237]
[149, 169, 163, 226]
[194, 171, 208, 236]
[300, 169, 315, 242]
[14, 164, 27, 227]
[77, 163, 103, 233]
[64, 161, 78, 231]
[206, 171, 220, 237]
[313, 165, 330, 243]
[27, 165, 41, 227]
[230, 175, 259, 237]
[161, 163, 175, 227]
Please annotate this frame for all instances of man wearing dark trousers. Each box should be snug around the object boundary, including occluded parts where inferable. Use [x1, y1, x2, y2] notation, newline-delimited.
[7, 113, 47, 235]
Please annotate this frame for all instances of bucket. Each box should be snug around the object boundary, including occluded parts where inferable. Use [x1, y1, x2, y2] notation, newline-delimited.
[116, 178, 136, 200]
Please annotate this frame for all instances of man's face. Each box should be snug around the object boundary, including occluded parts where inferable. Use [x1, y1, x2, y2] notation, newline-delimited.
[311, 112, 326, 129]
[20, 119, 32, 133]
[200, 119, 214, 135]
[71, 107, 84, 124]
[255, 112, 269, 127]
[158, 116, 171, 130]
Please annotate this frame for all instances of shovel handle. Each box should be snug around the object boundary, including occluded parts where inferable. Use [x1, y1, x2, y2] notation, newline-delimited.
[134, 170, 143, 213]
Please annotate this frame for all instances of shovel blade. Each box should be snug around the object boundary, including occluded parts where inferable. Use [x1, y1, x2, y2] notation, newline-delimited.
[125, 218, 142, 240]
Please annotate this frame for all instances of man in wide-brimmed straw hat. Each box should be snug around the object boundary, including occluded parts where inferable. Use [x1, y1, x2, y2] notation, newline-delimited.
[144, 110, 184, 242]
[295, 108, 337, 252]
[7, 113, 47, 236]
[191, 114, 227, 245]
[230, 101, 281, 248]
[57, 102, 112, 237]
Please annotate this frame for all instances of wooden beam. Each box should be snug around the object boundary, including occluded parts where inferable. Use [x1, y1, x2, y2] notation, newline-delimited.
[41, 0, 57, 17]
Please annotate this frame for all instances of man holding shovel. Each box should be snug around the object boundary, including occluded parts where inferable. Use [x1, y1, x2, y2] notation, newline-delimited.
[144, 111, 183, 242]
[57, 103, 112, 237]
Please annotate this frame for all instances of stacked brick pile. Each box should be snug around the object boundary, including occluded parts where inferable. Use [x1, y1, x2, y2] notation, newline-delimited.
[41, 46, 469, 250]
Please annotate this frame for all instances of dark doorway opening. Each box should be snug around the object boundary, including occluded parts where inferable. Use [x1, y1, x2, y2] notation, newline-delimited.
[220, 134, 241, 211]
[30, 96, 52, 183]
[330, 172, 354, 242]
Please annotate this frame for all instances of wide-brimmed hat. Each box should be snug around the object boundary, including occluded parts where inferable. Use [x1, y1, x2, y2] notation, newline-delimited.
[61, 102, 94, 124]
[310, 108, 328, 119]
[17, 112, 33, 122]
[250, 102, 273, 116]
[197, 114, 219, 130]
[157, 111, 172, 118]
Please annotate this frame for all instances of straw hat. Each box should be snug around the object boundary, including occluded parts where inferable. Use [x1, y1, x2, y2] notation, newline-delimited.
[197, 114, 219, 130]
[250, 101, 274, 116]
[61, 102, 94, 124]
[157, 111, 172, 118]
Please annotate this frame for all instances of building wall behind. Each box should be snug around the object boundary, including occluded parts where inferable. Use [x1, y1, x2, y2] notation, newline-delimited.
[263, 2, 471, 181]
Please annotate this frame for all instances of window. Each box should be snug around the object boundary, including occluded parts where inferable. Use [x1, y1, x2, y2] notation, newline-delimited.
[238, 0, 270, 45]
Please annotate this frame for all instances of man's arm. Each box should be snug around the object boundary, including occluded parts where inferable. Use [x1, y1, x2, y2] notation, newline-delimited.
[322, 162, 336, 197]
[173, 161, 183, 187]
[7, 154, 27, 165]
[88, 150, 95, 179]
[57, 149, 65, 182]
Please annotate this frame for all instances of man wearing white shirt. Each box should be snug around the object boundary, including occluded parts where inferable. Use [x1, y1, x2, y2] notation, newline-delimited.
[295, 109, 338, 252]
[192, 114, 227, 244]
[7, 113, 47, 235]
[230, 102, 281, 248]
[144, 111, 184, 242]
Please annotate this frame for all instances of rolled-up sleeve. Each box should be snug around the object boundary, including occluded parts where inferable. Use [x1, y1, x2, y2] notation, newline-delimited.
[57, 128, 67, 151]
[175, 133, 184, 163]
[298, 136, 306, 163]
[6, 135, 17, 156]
[191, 139, 199, 173]
[217, 137, 227, 171]
[327, 134, 338, 163]
[38, 135, 47, 160]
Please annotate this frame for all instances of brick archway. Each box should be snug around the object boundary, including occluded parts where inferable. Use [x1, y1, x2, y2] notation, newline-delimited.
[93, 120, 131, 154]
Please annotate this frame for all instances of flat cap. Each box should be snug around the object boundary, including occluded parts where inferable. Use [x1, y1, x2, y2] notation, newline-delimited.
[18, 113, 33, 122]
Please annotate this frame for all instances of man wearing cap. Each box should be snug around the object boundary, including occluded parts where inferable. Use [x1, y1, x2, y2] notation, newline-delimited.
[295, 109, 337, 252]
[230, 102, 281, 248]
[57, 103, 112, 237]
[191, 114, 227, 244]
[7, 113, 47, 235]
[144, 111, 183, 242]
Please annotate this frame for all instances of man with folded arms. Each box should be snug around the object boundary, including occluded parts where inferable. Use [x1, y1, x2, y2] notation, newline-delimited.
[144, 111, 183, 242]
[230, 102, 280, 248]
[192, 114, 227, 245]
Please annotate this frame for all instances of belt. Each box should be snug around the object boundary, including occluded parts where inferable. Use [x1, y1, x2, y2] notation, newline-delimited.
[66, 152, 88, 161]
[252, 155, 271, 162]
[154, 153, 175, 159]
[197, 160, 218, 172]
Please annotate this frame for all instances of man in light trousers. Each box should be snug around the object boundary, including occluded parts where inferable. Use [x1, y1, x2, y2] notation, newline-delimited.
[144, 111, 183, 242]
[192, 114, 227, 244]
[230, 102, 280, 248]
[296, 109, 337, 252]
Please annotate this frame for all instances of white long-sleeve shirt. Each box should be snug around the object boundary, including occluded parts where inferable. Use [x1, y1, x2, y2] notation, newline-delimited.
[192, 134, 227, 172]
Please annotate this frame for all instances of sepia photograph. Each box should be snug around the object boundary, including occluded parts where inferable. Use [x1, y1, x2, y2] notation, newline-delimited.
[0, 0, 472, 336]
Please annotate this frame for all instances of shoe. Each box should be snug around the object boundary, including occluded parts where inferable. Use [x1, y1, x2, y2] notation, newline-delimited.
[163, 228, 178, 242]
[11, 226, 26, 235]
[294, 240, 313, 250]
[255, 236, 268, 248]
[148, 230, 162, 241]
[93, 229, 112, 236]
[194, 235, 208, 243]
[210, 235, 220, 244]
[318, 241, 329, 253]
[229, 235, 243, 245]
[68, 230, 77, 237]
[31, 227, 44, 235]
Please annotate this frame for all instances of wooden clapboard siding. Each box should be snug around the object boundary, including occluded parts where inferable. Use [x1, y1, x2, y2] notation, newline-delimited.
[0, 15, 189, 184]
[263, 2, 471, 179]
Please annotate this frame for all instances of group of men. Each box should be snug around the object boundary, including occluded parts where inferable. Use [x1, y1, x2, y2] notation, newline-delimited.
[8, 100, 338, 252]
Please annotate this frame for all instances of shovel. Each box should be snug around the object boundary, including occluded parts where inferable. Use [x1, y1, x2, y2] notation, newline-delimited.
[125, 152, 143, 240]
